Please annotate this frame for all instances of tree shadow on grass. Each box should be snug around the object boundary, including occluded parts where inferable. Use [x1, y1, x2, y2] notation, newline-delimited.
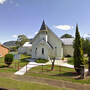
[51, 72, 78, 77]
[0, 65, 8, 68]
[0, 88, 8, 90]
[20, 58, 29, 62]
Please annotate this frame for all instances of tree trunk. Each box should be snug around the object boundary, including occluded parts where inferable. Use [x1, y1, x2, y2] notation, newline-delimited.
[51, 59, 55, 71]
[87, 59, 90, 75]
[80, 65, 85, 79]
[74, 66, 81, 75]
[51, 61, 54, 71]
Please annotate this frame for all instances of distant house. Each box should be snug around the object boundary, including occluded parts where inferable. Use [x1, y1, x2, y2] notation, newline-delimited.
[18, 42, 32, 55]
[0, 44, 9, 57]
[61, 38, 74, 57]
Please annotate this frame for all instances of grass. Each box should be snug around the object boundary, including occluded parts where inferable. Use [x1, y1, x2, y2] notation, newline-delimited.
[67, 57, 88, 68]
[67, 57, 88, 65]
[26, 65, 90, 84]
[0, 77, 67, 90]
[0, 54, 31, 72]
[36, 59, 49, 63]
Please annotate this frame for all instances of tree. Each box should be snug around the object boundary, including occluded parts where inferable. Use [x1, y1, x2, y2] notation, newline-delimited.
[16, 34, 29, 47]
[61, 34, 73, 38]
[49, 50, 56, 71]
[82, 38, 90, 54]
[4, 54, 14, 67]
[73, 24, 84, 75]
[50, 56, 55, 71]
[81, 39, 90, 75]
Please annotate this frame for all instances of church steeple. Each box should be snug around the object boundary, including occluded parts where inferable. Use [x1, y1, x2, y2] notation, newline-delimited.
[40, 20, 47, 30]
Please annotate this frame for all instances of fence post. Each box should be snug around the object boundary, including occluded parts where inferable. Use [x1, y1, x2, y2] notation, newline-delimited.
[18, 62, 20, 70]
[42, 64, 43, 72]
[15, 62, 16, 69]
[26, 63, 27, 73]
[59, 66, 61, 72]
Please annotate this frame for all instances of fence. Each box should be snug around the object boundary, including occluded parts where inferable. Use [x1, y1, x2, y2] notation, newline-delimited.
[25, 64, 62, 74]
[0, 61, 27, 71]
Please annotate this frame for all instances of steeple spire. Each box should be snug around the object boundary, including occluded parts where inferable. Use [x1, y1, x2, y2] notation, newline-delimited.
[40, 20, 47, 30]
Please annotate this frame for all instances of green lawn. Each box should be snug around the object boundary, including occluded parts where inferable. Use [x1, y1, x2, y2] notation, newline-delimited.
[26, 65, 90, 84]
[35, 59, 49, 63]
[0, 54, 30, 72]
[0, 77, 67, 90]
[67, 57, 88, 65]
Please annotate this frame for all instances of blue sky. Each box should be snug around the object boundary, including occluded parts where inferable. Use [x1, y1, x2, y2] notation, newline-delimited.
[0, 0, 90, 43]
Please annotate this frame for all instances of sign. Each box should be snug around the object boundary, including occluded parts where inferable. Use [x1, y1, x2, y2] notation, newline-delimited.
[14, 54, 21, 60]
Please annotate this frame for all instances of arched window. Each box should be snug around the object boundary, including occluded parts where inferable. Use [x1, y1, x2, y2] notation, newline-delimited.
[35, 48, 37, 56]
[42, 48, 44, 55]
[55, 47, 57, 56]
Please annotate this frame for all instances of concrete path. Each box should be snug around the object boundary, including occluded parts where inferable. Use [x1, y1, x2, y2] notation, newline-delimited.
[46, 60, 74, 68]
[46, 60, 88, 72]
[15, 59, 88, 75]
[14, 59, 45, 75]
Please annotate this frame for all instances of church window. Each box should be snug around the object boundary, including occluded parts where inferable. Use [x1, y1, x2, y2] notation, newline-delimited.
[42, 48, 44, 55]
[35, 48, 37, 56]
[43, 38, 45, 40]
[55, 47, 57, 56]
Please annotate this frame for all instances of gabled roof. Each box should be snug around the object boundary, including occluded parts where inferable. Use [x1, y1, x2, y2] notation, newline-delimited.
[0, 44, 9, 50]
[61, 38, 74, 45]
[32, 20, 62, 43]
[23, 42, 32, 47]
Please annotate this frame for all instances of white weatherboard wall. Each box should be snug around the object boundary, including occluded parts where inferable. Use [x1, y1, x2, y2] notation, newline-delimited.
[63, 45, 74, 57]
[32, 29, 63, 60]
[48, 30, 63, 59]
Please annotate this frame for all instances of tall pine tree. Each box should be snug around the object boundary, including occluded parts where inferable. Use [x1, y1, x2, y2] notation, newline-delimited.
[74, 24, 84, 75]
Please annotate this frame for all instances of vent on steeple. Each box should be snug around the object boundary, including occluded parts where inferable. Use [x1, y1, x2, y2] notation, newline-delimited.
[40, 20, 47, 30]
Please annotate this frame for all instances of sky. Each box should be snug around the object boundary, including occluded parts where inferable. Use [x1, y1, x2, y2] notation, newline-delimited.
[0, 0, 90, 43]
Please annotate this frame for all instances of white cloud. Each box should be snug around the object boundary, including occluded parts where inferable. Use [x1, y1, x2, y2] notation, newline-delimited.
[35, 31, 38, 35]
[12, 34, 18, 38]
[54, 25, 73, 30]
[0, 0, 6, 4]
[28, 36, 34, 39]
[83, 34, 90, 38]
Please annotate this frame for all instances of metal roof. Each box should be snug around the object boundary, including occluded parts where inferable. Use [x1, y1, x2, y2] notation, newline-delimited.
[61, 38, 74, 45]
[23, 42, 32, 47]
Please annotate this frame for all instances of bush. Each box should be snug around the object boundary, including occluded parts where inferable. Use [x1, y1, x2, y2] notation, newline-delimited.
[84, 57, 88, 64]
[68, 57, 88, 65]
[68, 57, 74, 65]
[36, 59, 49, 63]
[61, 57, 64, 60]
[65, 55, 71, 57]
[4, 54, 14, 67]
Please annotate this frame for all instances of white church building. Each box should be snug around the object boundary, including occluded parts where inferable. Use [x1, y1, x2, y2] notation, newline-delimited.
[18, 21, 74, 60]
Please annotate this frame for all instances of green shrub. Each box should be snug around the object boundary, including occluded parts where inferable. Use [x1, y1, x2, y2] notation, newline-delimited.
[68, 57, 88, 65]
[36, 59, 49, 63]
[4, 54, 14, 67]
[84, 57, 88, 64]
[68, 57, 74, 65]
[61, 57, 64, 60]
